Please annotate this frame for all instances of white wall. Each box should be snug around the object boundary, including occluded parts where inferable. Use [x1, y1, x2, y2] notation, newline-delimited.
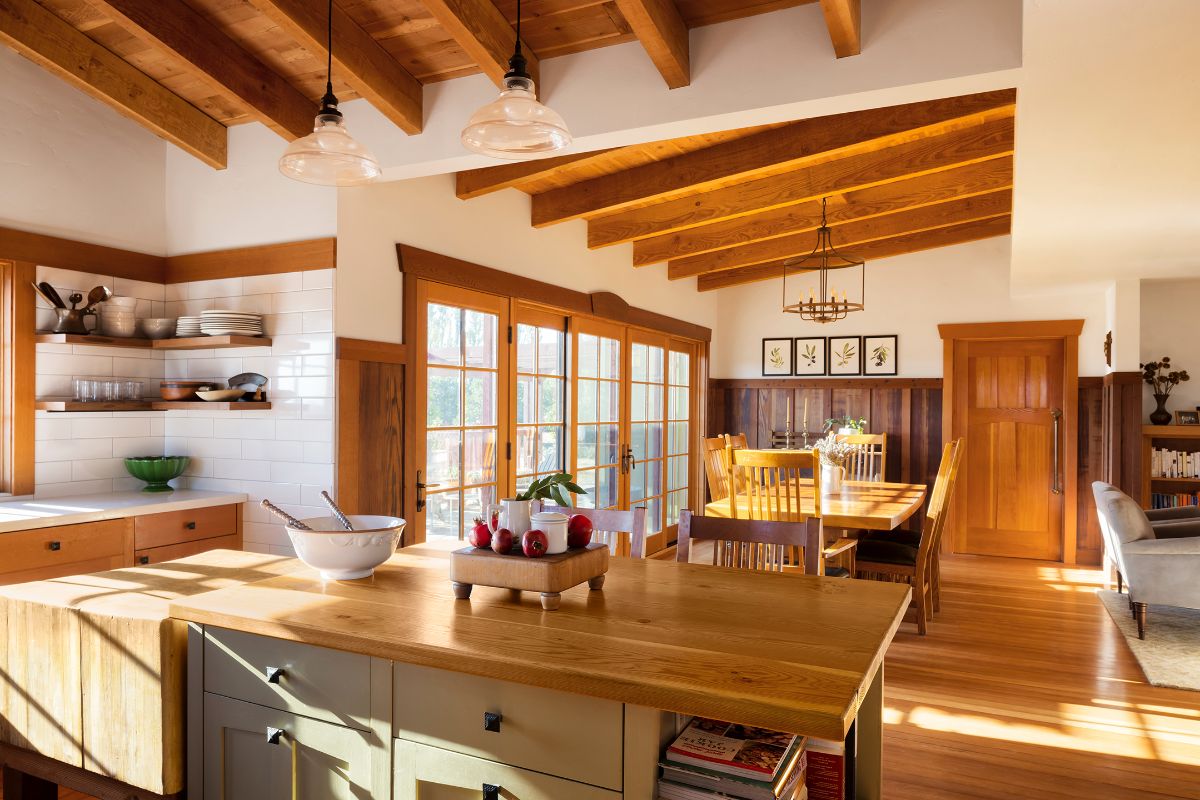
[710, 235, 1108, 379]
[0, 46, 166, 254]
[164, 123, 336, 256]
[1140, 278, 1200, 419]
[335, 174, 720, 344]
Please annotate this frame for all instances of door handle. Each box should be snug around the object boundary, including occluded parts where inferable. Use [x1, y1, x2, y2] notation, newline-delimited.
[1050, 408, 1062, 495]
[620, 445, 637, 474]
[415, 470, 441, 512]
[266, 727, 285, 745]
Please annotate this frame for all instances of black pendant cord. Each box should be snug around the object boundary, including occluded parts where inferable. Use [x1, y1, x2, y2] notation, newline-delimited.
[319, 0, 341, 117]
[506, 0, 530, 81]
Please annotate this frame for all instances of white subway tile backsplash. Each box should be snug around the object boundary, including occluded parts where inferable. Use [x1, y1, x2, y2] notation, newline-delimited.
[165, 298, 213, 317]
[37, 438, 112, 462]
[302, 310, 332, 333]
[71, 458, 128, 481]
[270, 398, 302, 419]
[275, 420, 333, 442]
[36, 343, 74, 355]
[241, 542, 273, 554]
[243, 521, 292, 547]
[36, 375, 72, 398]
[164, 283, 186, 302]
[262, 313, 303, 336]
[239, 419, 277, 440]
[302, 269, 334, 290]
[111, 356, 161, 377]
[38, 353, 112, 375]
[185, 357, 245, 380]
[35, 479, 114, 498]
[273, 289, 332, 314]
[188, 277, 243, 300]
[212, 458, 272, 481]
[271, 333, 333, 356]
[166, 436, 242, 459]
[111, 437, 165, 457]
[115, 277, 166, 301]
[35, 417, 73, 441]
[71, 416, 152, 439]
[241, 439, 302, 461]
[211, 294, 271, 314]
[35, 461, 72, 484]
[269, 544, 297, 557]
[302, 441, 333, 464]
[244, 272, 302, 295]
[164, 416, 214, 438]
[301, 398, 332, 419]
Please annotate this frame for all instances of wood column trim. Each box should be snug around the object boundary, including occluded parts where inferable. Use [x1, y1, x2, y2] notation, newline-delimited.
[1102, 371, 1143, 499]
[1, 261, 36, 496]
[164, 239, 335, 283]
[938, 319, 1084, 340]
[396, 244, 711, 342]
[712, 377, 941, 390]
[0, 227, 166, 283]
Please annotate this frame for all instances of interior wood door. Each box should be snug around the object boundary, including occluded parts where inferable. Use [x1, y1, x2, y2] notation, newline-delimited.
[957, 339, 1065, 560]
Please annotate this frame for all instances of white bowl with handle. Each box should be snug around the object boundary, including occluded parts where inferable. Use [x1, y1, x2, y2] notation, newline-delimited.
[286, 515, 406, 580]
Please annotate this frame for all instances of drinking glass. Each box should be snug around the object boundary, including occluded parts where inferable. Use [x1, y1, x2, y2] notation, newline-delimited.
[79, 379, 98, 403]
[103, 380, 121, 402]
[123, 381, 143, 401]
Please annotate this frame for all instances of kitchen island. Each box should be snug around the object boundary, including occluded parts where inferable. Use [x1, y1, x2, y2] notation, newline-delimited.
[172, 541, 910, 800]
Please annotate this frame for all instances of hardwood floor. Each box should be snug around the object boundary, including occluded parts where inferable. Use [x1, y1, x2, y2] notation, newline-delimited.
[885, 554, 1200, 799]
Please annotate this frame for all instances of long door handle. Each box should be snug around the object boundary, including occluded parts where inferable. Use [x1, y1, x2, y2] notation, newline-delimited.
[415, 470, 441, 512]
[1050, 408, 1062, 495]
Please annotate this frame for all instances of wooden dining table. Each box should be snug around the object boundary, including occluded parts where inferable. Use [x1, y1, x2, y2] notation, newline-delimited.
[703, 479, 928, 575]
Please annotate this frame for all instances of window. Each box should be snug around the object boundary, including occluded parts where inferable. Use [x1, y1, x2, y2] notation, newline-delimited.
[513, 307, 567, 495]
[666, 346, 693, 528]
[573, 319, 625, 512]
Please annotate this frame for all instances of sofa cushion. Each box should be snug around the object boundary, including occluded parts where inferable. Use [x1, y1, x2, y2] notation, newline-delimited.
[1123, 536, 1200, 555]
[1099, 489, 1154, 544]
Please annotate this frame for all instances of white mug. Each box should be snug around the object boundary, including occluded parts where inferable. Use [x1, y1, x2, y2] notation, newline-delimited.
[530, 511, 569, 555]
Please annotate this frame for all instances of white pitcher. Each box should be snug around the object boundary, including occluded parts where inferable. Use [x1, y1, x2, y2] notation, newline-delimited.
[821, 463, 845, 495]
[486, 498, 533, 537]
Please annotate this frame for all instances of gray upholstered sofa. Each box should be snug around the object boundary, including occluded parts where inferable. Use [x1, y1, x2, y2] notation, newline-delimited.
[1092, 481, 1200, 638]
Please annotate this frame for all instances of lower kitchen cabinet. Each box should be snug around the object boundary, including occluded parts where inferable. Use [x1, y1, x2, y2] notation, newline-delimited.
[203, 693, 378, 800]
[393, 739, 622, 800]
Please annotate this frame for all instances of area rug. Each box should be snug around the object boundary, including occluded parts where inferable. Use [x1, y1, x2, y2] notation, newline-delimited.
[1098, 589, 1200, 691]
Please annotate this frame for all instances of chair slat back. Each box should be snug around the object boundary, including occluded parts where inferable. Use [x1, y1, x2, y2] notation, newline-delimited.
[836, 433, 887, 482]
[676, 510, 809, 573]
[704, 433, 747, 501]
[726, 447, 820, 523]
[535, 503, 648, 559]
[915, 438, 964, 564]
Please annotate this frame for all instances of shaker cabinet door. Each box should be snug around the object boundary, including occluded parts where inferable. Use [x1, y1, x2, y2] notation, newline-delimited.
[203, 693, 375, 800]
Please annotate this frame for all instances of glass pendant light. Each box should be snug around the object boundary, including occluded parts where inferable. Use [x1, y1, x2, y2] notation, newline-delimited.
[279, 0, 381, 186]
[461, 0, 571, 159]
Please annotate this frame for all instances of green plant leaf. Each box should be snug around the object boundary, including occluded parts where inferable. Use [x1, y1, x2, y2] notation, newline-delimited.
[563, 481, 586, 495]
[550, 484, 570, 507]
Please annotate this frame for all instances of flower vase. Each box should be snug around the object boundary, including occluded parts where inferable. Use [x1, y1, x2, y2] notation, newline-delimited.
[1150, 393, 1173, 426]
[821, 463, 845, 495]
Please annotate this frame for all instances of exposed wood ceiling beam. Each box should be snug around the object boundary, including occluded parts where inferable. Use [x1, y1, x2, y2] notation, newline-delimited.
[249, 0, 423, 134]
[614, 0, 690, 89]
[456, 150, 617, 199]
[633, 156, 1014, 265]
[0, 0, 227, 168]
[668, 189, 1012, 278]
[420, 0, 540, 88]
[90, 0, 314, 140]
[819, 0, 860, 58]
[530, 89, 1015, 227]
[696, 215, 1012, 291]
[587, 115, 1016, 247]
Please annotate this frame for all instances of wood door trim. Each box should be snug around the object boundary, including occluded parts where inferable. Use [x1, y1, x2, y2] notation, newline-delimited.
[941, 319, 1084, 563]
[336, 337, 408, 365]
[1, 260, 36, 495]
[336, 338, 408, 518]
[396, 244, 711, 342]
[938, 319, 1084, 340]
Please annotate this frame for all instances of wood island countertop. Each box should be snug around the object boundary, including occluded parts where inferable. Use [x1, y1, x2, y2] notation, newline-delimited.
[170, 541, 910, 741]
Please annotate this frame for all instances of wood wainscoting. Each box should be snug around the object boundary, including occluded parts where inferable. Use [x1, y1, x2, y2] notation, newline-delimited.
[710, 375, 1108, 564]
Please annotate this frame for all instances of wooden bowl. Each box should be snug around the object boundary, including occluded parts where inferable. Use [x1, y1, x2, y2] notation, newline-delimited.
[160, 380, 215, 401]
[196, 389, 245, 402]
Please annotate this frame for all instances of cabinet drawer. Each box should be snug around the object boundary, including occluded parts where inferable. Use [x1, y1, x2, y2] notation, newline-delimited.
[393, 662, 623, 791]
[394, 738, 621, 800]
[204, 627, 372, 730]
[135, 505, 236, 550]
[136, 533, 241, 565]
[0, 518, 130, 578]
[203, 693, 375, 800]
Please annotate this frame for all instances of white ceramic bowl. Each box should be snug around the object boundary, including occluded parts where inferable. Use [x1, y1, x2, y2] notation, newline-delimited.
[140, 318, 176, 339]
[105, 295, 138, 309]
[286, 515, 406, 580]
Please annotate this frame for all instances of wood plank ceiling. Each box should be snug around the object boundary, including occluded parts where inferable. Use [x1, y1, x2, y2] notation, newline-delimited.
[455, 89, 1017, 291]
[0, 0, 860, 168]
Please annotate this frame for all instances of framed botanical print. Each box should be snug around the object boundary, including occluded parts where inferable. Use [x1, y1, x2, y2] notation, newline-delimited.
[761, 338, 794, 376]
[827, 336, 861, 376]
[862, 335, 899, 376]
[793, 337, 826, 376]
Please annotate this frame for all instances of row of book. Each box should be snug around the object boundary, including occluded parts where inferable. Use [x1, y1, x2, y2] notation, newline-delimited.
[1149, 492, 1200, 509]
[657, 716, 850, 800]
[1150, 447, 1200, 479]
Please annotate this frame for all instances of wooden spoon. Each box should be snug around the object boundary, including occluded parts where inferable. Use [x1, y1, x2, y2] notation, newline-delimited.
[30, 282, 60, 309]
[38, 282, 66, 308]
[84, 285, 112, 312]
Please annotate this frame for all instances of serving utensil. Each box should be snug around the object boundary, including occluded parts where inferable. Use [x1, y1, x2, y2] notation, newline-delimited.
[38, 282, 66, 308]
[31, 282, 60, 308]
[320, 491, 354, 531]
[261, 499, 312, 531]
[84, 285, 112, 312]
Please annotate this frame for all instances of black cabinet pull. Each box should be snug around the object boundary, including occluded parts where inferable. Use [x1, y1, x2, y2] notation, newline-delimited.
[138, 556, 150, 565]
[483, 712, 502, 733]
[48, 541, 61, 551]
[265, 666, 285, 684]
[266, 727, 284, 745]
[185, 521, 197, 530]
[482, 784, 501, 800]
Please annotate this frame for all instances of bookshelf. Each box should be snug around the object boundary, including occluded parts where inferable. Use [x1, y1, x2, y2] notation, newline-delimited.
[1141, 425, 1200, 509]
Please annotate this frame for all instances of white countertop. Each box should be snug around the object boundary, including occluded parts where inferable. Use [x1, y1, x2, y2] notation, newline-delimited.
[0, 490, 248, 534]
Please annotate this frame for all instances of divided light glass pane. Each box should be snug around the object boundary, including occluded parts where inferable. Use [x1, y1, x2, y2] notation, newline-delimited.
[462, 429, 497, 486]
[597, 466, 619, 509]
[539, 377, 562, 423]
[577, 424, 597, 469]
[516, 375, 536, 424]
[426, 304, 462, 365]
[516, 426, 536, 474]
[577, 378, 598, 423]
[647, 385, 663, 421]
[630, 383, 646, 422]
[599, 424, 620, 467]
[630, 422, 646, 463]
[537, 427, 562, 473]
[463, 372, 496, 426]
[425, 430, 461, 488]
[670, 387, 688, 420]
[647, 422, 663, 459]
[516, 324, 536, 372]
[463, 310, 497, 368]
[600, 337, 620, 380]
[425, 491, 459, 538]
[599, 380, 619, 423]
[646, 458, 662, 498]
[670, 351, 689, 385]
[462, 485, 496, 535]
[631, 343, 648, 382]
[426, 368, 461, 427]
[668, 454, 688, 490]
[538, 327, 564, 375]
[646, 496, 663, 534]
[578, 334, 599, 378]
[648, 346, 664, 384]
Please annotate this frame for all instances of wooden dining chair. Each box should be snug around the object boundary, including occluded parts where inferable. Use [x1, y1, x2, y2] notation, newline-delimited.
[703, 433, 747, 502]
[725, 445, 829, 572]
[676, 509, 811, 572]
[853, 439, 963, 635]
[536, 503, 648, 558]
[836, 433, 887, 482]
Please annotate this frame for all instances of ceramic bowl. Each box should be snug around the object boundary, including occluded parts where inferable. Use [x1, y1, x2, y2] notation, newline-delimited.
[160, 380, 216, 401]
[196, 388, 245, 402]
[123, 456, 189, 492]
[140, 318, 176, 339]
[286, 515, 406, 580]
[105, 295, 139, 309]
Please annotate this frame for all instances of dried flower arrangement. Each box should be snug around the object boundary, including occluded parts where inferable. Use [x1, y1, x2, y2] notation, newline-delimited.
[1141, 357, 1190, 396]
[813, 432, 857, 468]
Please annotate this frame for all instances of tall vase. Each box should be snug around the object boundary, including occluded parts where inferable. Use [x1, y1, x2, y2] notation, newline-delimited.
[1150, 393, 1173, 426]
[821, 463, 844, 495]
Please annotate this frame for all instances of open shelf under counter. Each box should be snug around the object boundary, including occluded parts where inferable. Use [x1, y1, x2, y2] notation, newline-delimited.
[35, 333, 272, 350]
[36, 399, 272, 412]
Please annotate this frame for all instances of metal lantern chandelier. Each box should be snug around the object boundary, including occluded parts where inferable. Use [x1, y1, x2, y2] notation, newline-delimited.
[781, 198, 865, 323]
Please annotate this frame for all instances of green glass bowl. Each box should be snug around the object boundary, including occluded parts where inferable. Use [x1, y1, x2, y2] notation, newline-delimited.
[123, 456, 190, 493]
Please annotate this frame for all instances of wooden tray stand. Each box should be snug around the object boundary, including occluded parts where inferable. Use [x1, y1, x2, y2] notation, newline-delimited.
[449, 544, 610, 610]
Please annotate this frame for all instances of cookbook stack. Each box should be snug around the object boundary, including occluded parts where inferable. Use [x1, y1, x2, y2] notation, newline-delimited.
[657, 717, 808, 800]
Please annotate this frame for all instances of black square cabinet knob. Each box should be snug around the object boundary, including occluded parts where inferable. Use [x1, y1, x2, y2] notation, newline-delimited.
[482, 784, 501, 800]
[483, 711, 502, 732]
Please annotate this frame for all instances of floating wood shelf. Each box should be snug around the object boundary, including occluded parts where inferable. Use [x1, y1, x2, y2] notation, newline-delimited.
[36, 399, 272, 412]
[1142, 425, 1200, 438]
[1150, 476, 1200, 483]
[36, 333, 271, 350]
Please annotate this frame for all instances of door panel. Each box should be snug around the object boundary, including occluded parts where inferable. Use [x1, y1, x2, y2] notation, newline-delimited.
[572, 318, 626, 512]
[959, 339, 1063, 560]
[629, 331, 667, 553]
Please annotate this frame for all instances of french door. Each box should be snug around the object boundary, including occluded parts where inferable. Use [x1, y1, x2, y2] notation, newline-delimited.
[411, 280, 699, 548]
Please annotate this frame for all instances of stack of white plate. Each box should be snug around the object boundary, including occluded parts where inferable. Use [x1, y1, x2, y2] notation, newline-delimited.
[200, 310, 264, 337]
[176, 316, 203, 337]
